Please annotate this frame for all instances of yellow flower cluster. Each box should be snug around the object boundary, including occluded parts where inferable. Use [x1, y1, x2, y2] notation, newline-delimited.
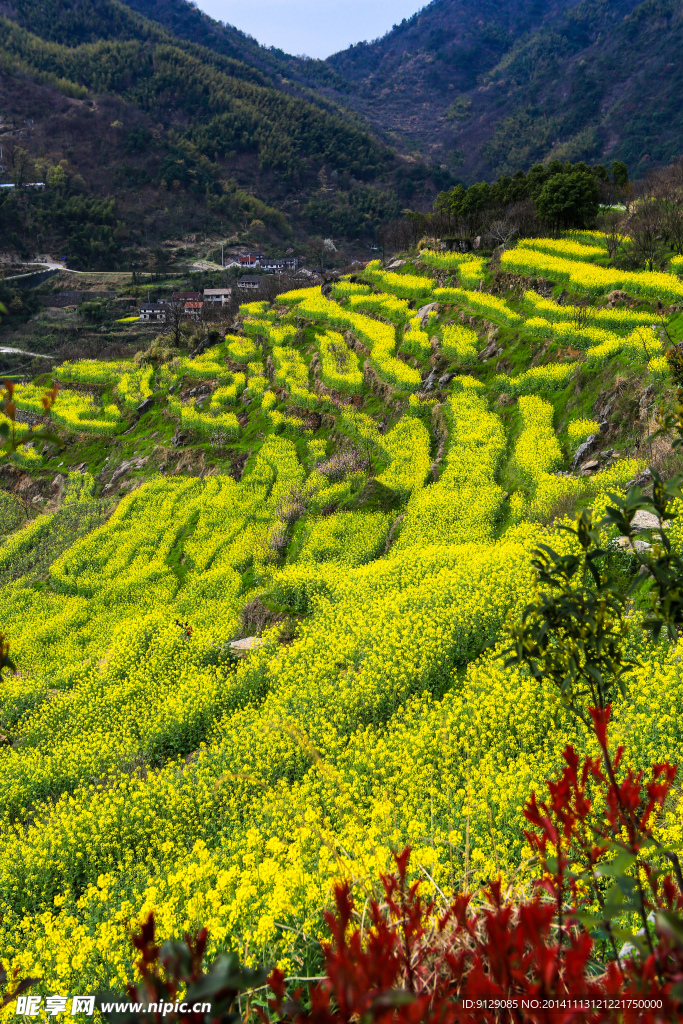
[522, 291, 662, 331]
[340, 408, 431, 499]
[360, 260, 435, 299]
[517, 237, 605, 262]
[271, 346, 308, 390]
[567, 418, 600, 447]
[1, 248, 682, 1002]
[501, 246, 683, 301]
[294, 292, 420, 391]
[346, 292, 411, 324]
[330, 282, 371, 298]
[419, 249, 481, 271]
[298, 511, 393, 567]
[396, 389, 506, 550]
[318, 332, 363, 394]
[115, 366, 155, 411]
[495, 363, 577, 394]
[224, 334, 260, 363]
[524, 316, 619, 350]
[514, 396, 562, 479]
[53, 359, 137, 384]
[14, 385, 121, 436]
[441, 323, 479, 363]
[401, 318, 431, 358]
[169, 397, 240, 439]
[457, 257, 487, 289]
[210, 375, 246, 407]
[648, 355, 670, 381]
[433, 287, 522, 326]
[238, 300, 269, 317]
[176, 349, 232, 382]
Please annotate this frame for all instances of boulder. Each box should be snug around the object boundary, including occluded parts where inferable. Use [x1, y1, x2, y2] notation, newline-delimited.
[639, 385, 655, 421]
[631, 510, 665, 531]
[626, 467, 653, 489]
[477, 337, 500, 362]
[230, 636, 264, 657]
[606, 290, 630, 308]
[104, 456, 149, 492]
[137, 397, 155, 416]
[571, 435, 597, 471]
[616, 536, 651, 552]
[421, 369, 439, 392]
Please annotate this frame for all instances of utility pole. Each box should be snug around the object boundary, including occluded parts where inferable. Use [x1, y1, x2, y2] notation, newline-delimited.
[221, 243, 224, 268]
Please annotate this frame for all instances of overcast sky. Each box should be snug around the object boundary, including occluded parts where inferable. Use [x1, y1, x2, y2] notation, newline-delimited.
[194, 0, 427, 59]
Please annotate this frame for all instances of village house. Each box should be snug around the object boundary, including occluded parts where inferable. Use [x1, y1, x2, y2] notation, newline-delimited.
[139, 304, 167, 322]
[260, 256, 298, 271]
[238, 252, 265, 266]
[203, 288, 233, 305]
[237, 276, 261, 291]
[172, 291, 201, 301]
[184, 300, 203, 319]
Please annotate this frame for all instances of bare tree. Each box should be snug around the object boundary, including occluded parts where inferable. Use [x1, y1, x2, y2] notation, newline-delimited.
[627, 201, 668, 271]
[570, 297, 597, 332]
[310, 237, 337, 275]
[486, 217, 518, 251]
[651, 159, 683, 256]
[601, 210, 627, 262]
[165, 296, 187, 346]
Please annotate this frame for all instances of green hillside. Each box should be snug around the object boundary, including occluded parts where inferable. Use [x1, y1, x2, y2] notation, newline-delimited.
[0, 1, 438, 267]
[0, 228, 682, 996]
[322, 0, 683, 180]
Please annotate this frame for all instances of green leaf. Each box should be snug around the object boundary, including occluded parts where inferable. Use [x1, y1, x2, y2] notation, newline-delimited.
[597, 851, 637, 877]
[603, 881, 625, 917]
[655, 910, 683, 946]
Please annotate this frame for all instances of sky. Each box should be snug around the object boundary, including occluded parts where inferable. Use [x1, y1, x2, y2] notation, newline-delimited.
[194, 0, 428, 59]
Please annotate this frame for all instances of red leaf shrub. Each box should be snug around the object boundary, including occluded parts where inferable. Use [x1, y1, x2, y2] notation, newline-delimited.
[265, 706, 683, 1024]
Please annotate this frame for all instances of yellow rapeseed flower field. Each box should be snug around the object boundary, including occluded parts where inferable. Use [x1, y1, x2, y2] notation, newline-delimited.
[0, 233, 681, 1002]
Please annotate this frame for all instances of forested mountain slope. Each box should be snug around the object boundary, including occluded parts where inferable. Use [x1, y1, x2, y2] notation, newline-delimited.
[0, 0, 438, 265]
[322, 0, 683, 180]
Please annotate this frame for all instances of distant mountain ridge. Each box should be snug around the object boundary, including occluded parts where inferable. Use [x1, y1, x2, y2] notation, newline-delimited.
[0, 0, 423, 266]
[1, 0, 681, 271]
[119, 0, 683, 182]
[319, 0, 683, 180]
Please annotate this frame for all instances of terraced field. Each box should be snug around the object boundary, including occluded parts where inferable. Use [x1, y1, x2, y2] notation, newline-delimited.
[1, 233, 683, 995]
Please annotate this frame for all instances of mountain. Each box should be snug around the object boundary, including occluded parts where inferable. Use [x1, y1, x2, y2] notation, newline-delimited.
[320, 0, 683, 181]
[0, 0, 448, 267]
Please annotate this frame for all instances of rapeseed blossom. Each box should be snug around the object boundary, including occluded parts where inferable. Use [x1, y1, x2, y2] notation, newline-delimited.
[1, 236, 681, 1000]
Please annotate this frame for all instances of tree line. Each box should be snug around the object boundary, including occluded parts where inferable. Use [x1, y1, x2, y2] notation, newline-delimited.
[379, 158, 632, 256]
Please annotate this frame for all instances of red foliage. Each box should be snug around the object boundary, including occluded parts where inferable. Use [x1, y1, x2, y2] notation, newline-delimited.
[265, 706, 683, 1024]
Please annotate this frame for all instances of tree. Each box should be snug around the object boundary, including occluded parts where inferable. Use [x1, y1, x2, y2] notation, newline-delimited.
[536, 171, 600, 231]
[601, 208, 627, 262]
[165, 296, 187, 346]
[310, 236, 337, 275]
[612, 160, 629, 190]
[628, 200, 668, 271]
[651, 158, 683, 256]
[5, 144, 33, 189]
